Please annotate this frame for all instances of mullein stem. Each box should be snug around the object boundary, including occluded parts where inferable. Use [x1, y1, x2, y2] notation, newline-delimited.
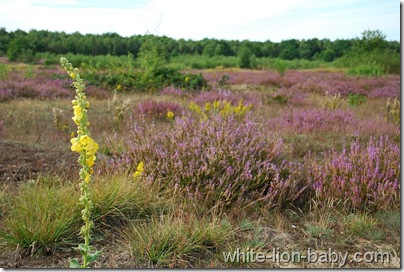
[61, 57, 100, 268]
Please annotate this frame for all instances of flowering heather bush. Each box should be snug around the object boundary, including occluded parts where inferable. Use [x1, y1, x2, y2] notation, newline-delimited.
[111, 114, 293, 208]
[160, 86, 189, 98]
[266, 87, 309, 106]
[270, 108, 399, 140]
[193, 89, 260, 107]
[369, 85, 400, 99]
[200, 70, 400, 100]
[270, 108, 358, 134]
[200, 70, 283, 87]
[134, 100, 183, 121]
[0, 67, 108, 101]
[308, 137, 400, 211]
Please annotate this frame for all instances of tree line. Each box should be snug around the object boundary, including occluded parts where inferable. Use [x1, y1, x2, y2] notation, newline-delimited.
[0, 28, 399, 64]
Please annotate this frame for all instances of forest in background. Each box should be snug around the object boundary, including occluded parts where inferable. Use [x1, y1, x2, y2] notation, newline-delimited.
[0, 28, 400, 73]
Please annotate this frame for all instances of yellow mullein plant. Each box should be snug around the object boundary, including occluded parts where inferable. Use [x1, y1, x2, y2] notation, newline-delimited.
[60, 57, 100, 268]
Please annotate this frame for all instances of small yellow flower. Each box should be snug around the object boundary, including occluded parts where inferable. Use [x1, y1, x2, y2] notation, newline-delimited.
[70, 137, 83, 152]
[69, 72, 75, 79]
[79, 135, 99, 155]
[205, 102, 211, 112]
[213, 100, 220, 109]
[133, 161, 144, 179]
[79, 135, 93, 146]
[72, 105, 83, 124]
[117, 84, 122, 90]
[85, 174, 91, 183]
[167, 110, 175, 119]
[86, 155, 96, 167]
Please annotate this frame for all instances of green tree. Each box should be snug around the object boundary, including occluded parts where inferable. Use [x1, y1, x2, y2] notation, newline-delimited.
[7, 36, 34, 62]
[279, 39, 300, 60]
[238, 45, 252, 68]
[136, 36, 175, 91]
[357, 29, 387, 52]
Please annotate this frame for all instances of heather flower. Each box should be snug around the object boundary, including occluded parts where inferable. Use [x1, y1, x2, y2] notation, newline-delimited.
[111, 113, 287, 208]
[307, 136, 400, 211]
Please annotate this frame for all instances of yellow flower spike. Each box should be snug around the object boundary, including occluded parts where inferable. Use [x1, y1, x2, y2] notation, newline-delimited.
[61, 57, 100, 268]
[213, 100, 220, 109]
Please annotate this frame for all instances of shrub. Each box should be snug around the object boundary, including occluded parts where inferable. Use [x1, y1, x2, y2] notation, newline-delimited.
[192, 89, 260, 108]
[111, 113, 290, 209]
[369, 85, 400, 99]
[189, 100, 252, 120]
[347, 93, 367, 107]
[275, 59, 287, 77]
[160, 86, 189, 98]
[0, 62, 10, 80]
[271, 108, 357, 134]
[346, 63, 384, 76]
[135, 100, 183, 121]
[171, 73, 209, 91]
[308, 136, 400, 212]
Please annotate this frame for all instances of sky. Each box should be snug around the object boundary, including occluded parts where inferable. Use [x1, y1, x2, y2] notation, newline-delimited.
[0, 0, 400, 42]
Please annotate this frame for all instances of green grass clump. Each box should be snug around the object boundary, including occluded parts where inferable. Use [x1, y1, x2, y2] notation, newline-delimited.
[92, 174, 165, 226]
[0, 179, 79, 254]
[124, 213, 236, 267]
[0, 173, 164, 256]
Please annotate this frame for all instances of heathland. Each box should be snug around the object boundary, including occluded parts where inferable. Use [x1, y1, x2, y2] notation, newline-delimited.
[0, 29, 400, 268]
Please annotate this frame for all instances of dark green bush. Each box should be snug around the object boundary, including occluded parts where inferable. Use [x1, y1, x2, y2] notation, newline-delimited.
[347, 93, 367, 106]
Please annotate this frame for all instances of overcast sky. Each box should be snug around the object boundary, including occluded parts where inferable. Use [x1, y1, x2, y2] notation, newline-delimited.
[0, 0, 400, 42]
